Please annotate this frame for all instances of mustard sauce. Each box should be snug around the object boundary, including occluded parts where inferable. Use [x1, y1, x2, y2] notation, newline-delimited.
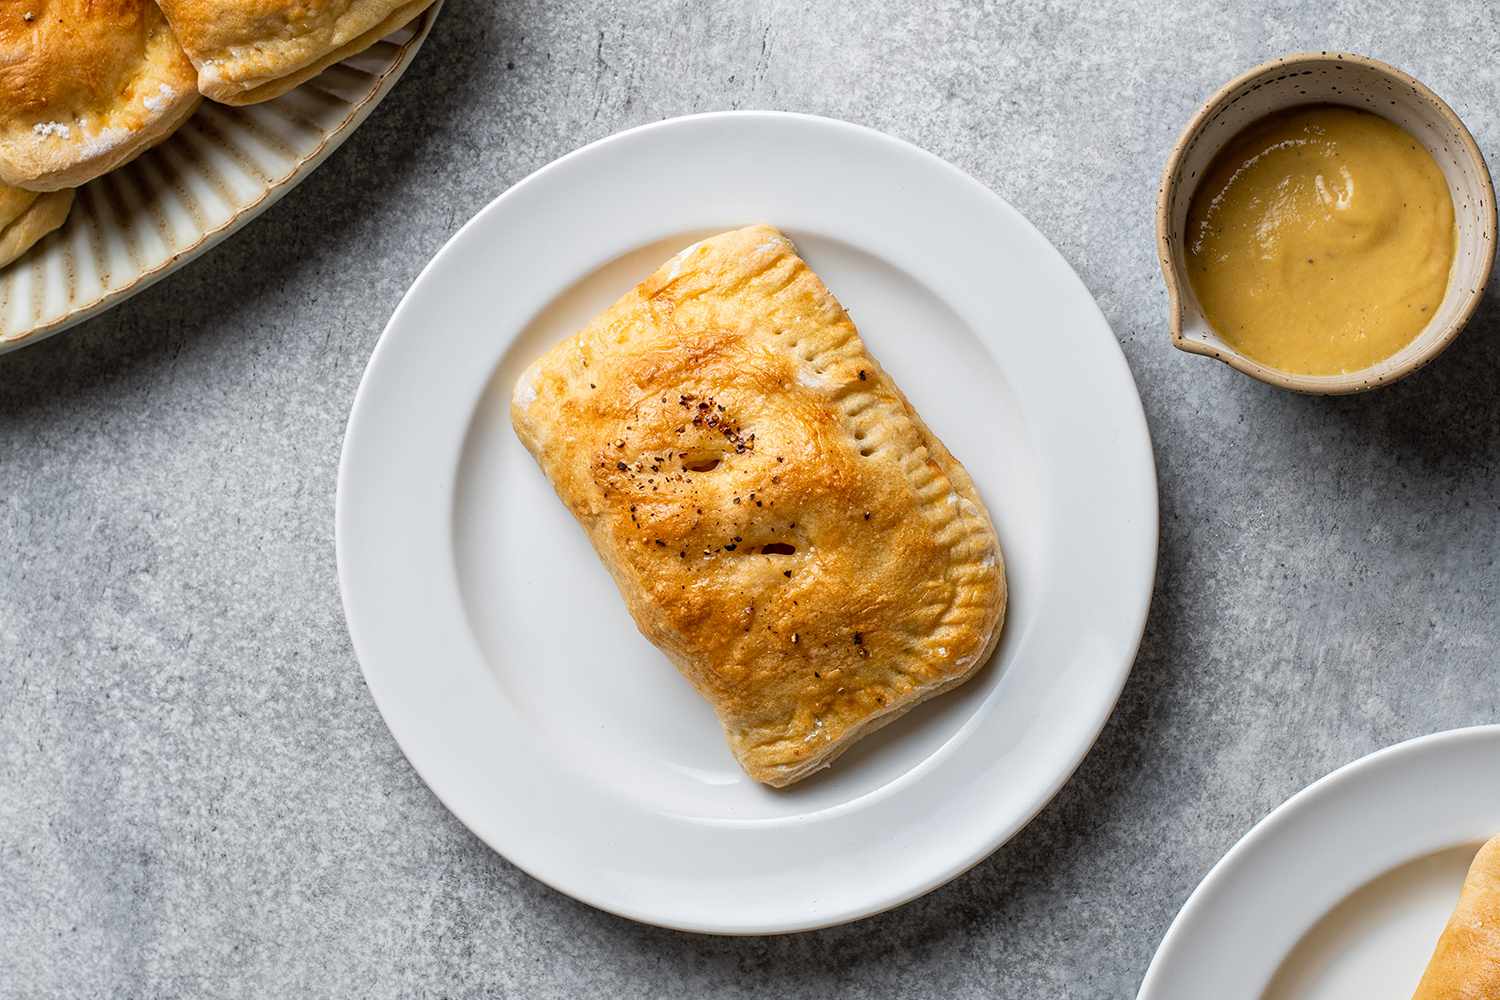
[1186, 105, 1455, 375]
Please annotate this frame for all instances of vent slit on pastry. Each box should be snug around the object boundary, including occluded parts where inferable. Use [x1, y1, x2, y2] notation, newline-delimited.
[681, 454, 722, 474]
[512, 224, 1007, 788]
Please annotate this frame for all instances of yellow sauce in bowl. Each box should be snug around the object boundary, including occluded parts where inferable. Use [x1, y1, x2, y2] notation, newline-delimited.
[1186, 105, 1455, 375]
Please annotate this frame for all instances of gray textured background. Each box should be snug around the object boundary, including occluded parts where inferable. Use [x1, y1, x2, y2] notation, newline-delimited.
[4, 2, 1499, 997]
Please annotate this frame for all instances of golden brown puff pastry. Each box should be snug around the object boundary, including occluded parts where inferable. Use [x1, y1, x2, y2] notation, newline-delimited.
[0, 183, 71, 267]
[511, 225, 1007, 788]
[155, 0, 437, 106]
[0, 0, 200, 191]
[1411, 834, 1500, 1000]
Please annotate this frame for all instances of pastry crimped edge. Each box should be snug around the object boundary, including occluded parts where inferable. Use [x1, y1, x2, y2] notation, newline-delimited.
[740, 378, 1005, 787]
[511, 224, 1007, 788]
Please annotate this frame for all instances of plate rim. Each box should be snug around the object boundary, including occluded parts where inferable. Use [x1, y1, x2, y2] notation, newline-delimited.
[1137, 724, 1500, 998]
[0, 2, 442, 355]
[337, 109, 1159, 933]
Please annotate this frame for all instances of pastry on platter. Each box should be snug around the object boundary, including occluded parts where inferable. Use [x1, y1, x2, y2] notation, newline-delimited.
[0, 0, 200, 191]
[0, 183, 72, 267]
[155, 0, 438, 106]
[1411, 834, 1500, 1000]
[511, 225, 1007, 788]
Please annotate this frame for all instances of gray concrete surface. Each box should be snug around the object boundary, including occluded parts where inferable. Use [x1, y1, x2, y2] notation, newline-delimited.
[4, 2, 1499, 997]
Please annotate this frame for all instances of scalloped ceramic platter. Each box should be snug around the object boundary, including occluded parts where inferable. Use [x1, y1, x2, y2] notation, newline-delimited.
[0, 5, 440, 353]
[1139, 726, 1500, 1000]
[337, 113, 1158, 933]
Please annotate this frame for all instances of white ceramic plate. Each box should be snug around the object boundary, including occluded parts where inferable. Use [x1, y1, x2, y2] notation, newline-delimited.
[0, 5, 440, 353]
[1138, 726, 1500, 999]
[337, 112, 1158, 933]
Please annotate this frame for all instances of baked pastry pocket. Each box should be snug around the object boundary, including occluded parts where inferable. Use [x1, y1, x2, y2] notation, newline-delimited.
[0, 0, 199, 191]
[512, 224, 1007, 787]
[156, 0, 439, 105]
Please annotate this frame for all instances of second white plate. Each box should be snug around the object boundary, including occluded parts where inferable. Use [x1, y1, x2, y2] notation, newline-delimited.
[1139, 726, 1500, 999]
[337, 112, 1158, 933]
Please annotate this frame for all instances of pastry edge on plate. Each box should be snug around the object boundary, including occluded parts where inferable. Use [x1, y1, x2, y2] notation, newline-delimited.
[744, 363, 1007, 787]
[511, 224, 1007, 788]
[158, 0, 438, 106]
[1411, 834, 1500, 1000]
[0, 186, 73, 268]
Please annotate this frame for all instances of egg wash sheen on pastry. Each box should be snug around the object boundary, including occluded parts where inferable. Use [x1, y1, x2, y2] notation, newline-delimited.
[511, 225, 1007, 788]
[1186, 105, 1455, 375]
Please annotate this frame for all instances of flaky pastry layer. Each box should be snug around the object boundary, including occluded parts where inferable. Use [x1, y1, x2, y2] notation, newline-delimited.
[512, 225, 1007, 787]
[0, 182, 37, 233]
[0, 184, 71, 267]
